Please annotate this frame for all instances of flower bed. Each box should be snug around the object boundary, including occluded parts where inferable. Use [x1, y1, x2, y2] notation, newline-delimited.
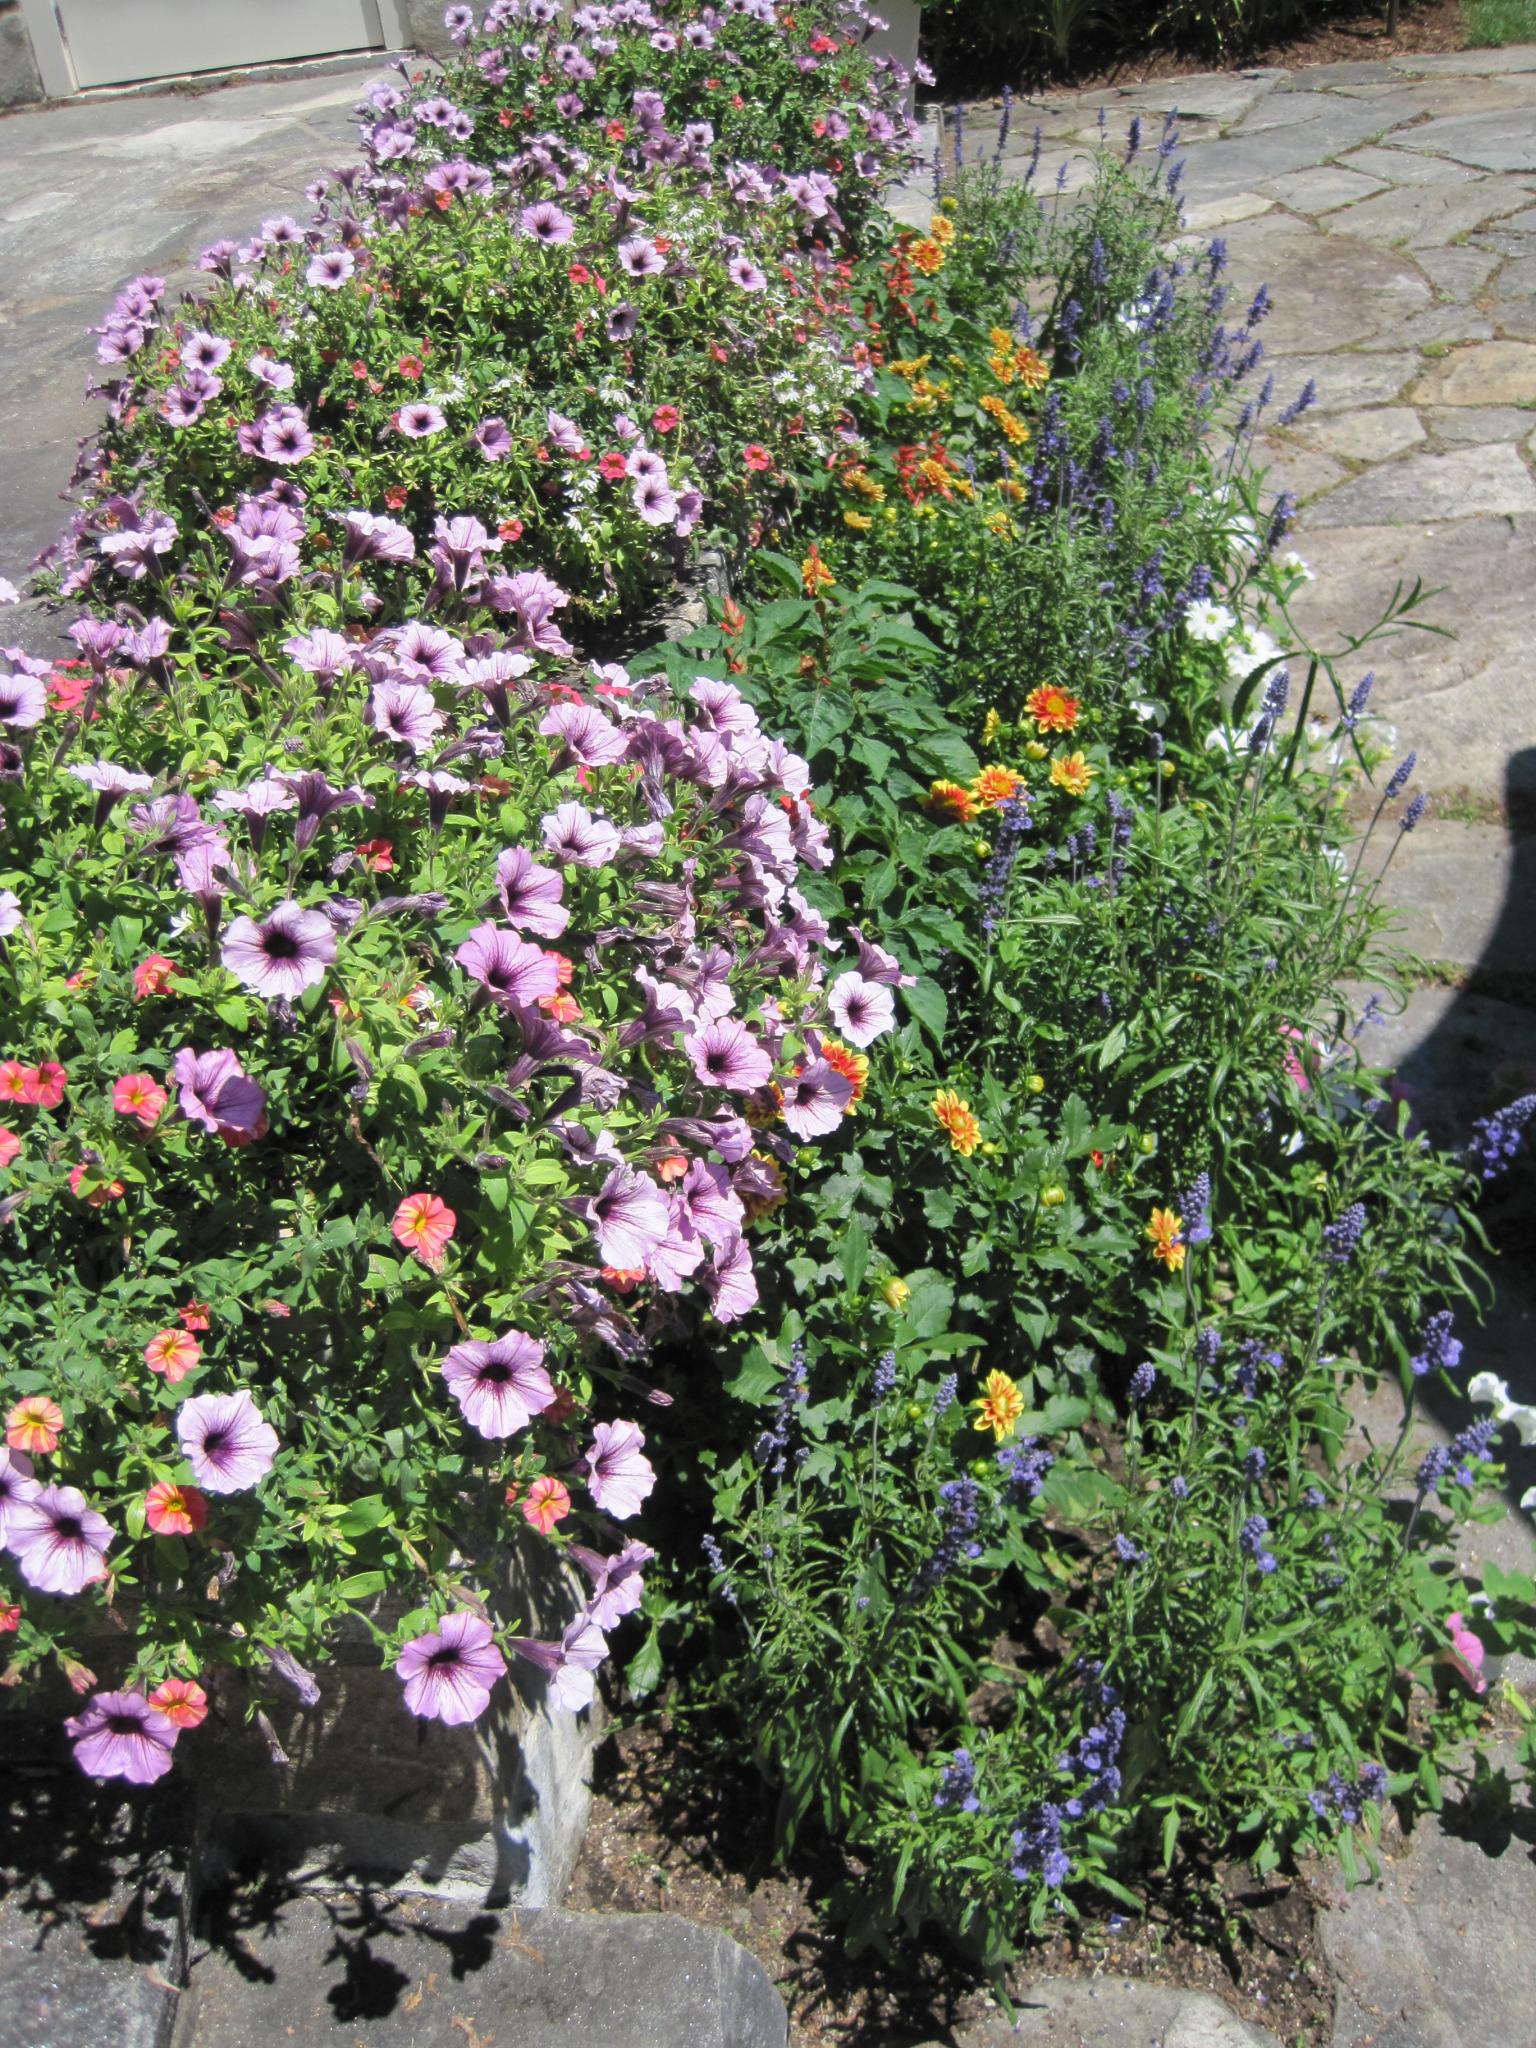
[3, 0, 1536, 1980]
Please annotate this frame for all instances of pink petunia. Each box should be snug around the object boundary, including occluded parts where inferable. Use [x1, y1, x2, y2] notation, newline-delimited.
[495, 845, 569, 939]
[397, 1609, 506, 1724]
[569, 1539, 654, 1632]
[581, 1164, 669, 1273]
[706, 1232, 759, 1324]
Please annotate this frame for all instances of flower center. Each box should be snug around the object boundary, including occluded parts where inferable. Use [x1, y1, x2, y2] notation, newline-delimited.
[262, 929, 299, 961]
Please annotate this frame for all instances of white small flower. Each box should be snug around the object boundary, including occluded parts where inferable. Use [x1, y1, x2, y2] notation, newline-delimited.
[0, 577, 17, 604]
[1129, 699, 1157, 723]
[1185, 599, 1235, 644]
[1521, 1485, 1536, 1513]
[1281, 550, 1314, 583]
[1469, 1371, 1510, 1408]
[1226, 626, 1281, 681]
[0, 888, 22, 937]
[1504, 1403, 1536, 1447]
[1282, 1129, 1305, 1157]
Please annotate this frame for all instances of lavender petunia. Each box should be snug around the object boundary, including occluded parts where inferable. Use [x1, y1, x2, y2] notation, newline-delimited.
[521, 200, 576, 244]
[687, 1018, 772, 1094]
[678, 1159, 745, 1245]
[65, 1691, 178, 1785]
[569, 1539, 655, 1631]
[6, 1483, 113, 1595]
[306, 248, 356, 290]
[222, 900, 337, 1000]
[173, 1047, 268, 1144]
[455, 923, 561, 1008]
[581, 1419, 655, 1520]
[705, 1232, 759, 1324]
[541, 801, 621, 868]
[441, 1330, 555, 1439]
[512, 1615, 608, 1712]
[496, 845, 569, 939]
[395, 402, 446, 439]
[397, 1610, 506, 1725]
[0, 1447, 40, 1543]
[780, 1058, 855, 1139]
[0, 670, 47, 729]
[582, 1163, 669, 1271]
[827, 970, 896, 1049]
[538, 701, 629, 767]
[369, 680, 444, 753]
[176, 1390, 278, 1494]
[473, 415, 513, 461]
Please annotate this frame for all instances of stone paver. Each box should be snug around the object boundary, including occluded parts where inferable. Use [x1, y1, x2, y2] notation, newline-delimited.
[926, 1978, 1283, 2046]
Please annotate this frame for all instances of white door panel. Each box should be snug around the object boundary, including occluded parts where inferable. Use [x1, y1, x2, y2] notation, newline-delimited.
[49, 0, 389, 90]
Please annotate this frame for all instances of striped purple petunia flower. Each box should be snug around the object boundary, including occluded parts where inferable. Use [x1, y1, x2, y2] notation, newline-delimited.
[455, 923, 561, 1008]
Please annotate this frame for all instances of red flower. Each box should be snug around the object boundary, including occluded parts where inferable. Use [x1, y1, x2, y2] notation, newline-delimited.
[568, 262, 591, 285]
[178, 1301, 211, 1332]
[743, 444, 771, 473]
[598, 451, 628, 481]
[29, 1062, 67, 1109]
[384, 485, 409, 511]
[133, 953, 178, 1000]
[355, 839, 395, 873]
[397, 354, 424, 379]
[145, 1481, 209, 1537]
[149, 1676, 209, 1727]
[392, 1192, 456, 1270]
[114, 1073, 167, 1128]
[144, 1327, 201, 1384]
[497, 518, 524, 543]
[652, 404, 680, 434]
[0, 1127, 18, 1169]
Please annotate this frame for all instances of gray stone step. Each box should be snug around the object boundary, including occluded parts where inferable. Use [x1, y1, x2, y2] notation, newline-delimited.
[916, 1978, 1282, 2045]
[172, 1894, 787, 2048]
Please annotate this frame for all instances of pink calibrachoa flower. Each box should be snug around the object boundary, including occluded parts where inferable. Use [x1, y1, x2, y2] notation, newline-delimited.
[0, 1602, 18, 1634]
[0, 1127, 18, 1169]
[149, 1676, 209, 1728]
[113, 1072, 168, 1128]
[396, 1610, 506, 1724]
[569, 1539, 654, 1630]
[1446, 1610, 1487, 1695]
[512, 1615, 608, 1712]
[0, 1061, 30, 1104]
[454, 923, 561, 1009]
[581, 1419, 655, 1520]
[69, 1162, 125, 1206]
[222, 900, 336, 1000]
[133, 953, 178, 1000]
[65, 1690, 178, 1784]
[440, 1330, 555, 1439]
[145, 1480, 209, 1536]
[7, 1482, 112, 1593]
[522, 1475, 572, 1533]
[687, 1017, 773, 1094]
[173, 1047, 268, 1146]
[144, 1327, 201, 1384]
[393, 1191, 456, 1269]
[7, 1395, 63, 1456]
[175, 1390, 278, 1495]
[29, 1061, 67, 1109]
[0, 1446, 40, 1541]
[827, 970, 896, 1049]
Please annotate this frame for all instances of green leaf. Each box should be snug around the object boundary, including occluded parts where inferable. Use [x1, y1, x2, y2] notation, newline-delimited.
[337, 1571, 389, 1601]
[839, 1219, 870, 1296]
[903, 978, 948, 1048]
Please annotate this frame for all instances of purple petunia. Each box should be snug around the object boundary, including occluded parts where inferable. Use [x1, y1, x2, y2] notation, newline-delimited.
[306, 248, 356, 290]
[369, 680, 444, 753]
[6, 1483, 113, 1595]
[512, 1615, 608, 1713]
[397, 1610, 506, 1725]
[581, 1419, 655, 1520]
[222, 900, 337, 1000]
[521, 200, 576, 244]
[173, 1047, 269, 1145]
[0, 1448, 40, 1543]
[705, 1232, 759, 1324]
[473, 415, 513, 461]
[496, 845, 570, 939]
[617, 236, 666, 278]
[687, 1017, 772, 1094]
[569, 1539, 655, 1631]
[538, 701, 629, 767]
[395, 402, 446, 439]
[455, 923, 561, 1008]
[441, 1330, 555, 1439]
[727, 256, 766, 293]
[0, 670, 47, 729]
[176, 1390, 278, 1494]
[65, 1691, 179, 1784]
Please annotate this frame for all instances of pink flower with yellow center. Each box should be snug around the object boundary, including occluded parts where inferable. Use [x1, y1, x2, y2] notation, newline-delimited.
[0, 1127, 19, 1169]
[392, 1191, 457, 1269]
[28, 1062, 67, 1109]
[144, 1481, 209, 1536]
[0, 1061, 31, 1104]
[6, 1396, 63, 1456]
[113, 1072, 168, 1127]
[148, 1676, 208, 1728]
[133, 954, 178, 1000]
[522, 1475, 572, 1534]
[144, 1328, 201, 1384]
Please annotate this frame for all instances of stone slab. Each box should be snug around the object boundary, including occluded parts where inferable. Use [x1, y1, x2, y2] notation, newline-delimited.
[1392, 107, 1536, 173]
[1415, 243, 1504, 294]
[1172, 99, 1397, 205]
[1268, 351, 1420, 413]
[1302, 443, 1536, 526]
[1322, 176, 1536, 248]
[175, 1896, 788, 2048]
[1260, 162, 1390, 214]
[0, 1721, 194, 2048]
[1424, 405, 1536, 446]
[934, 1978, 1281, 2046]
[1224, 217, 1430, 353]
[1335, 143, 1489, 188]
[1179, 190, 1275, 232]
[1294, 405, 1424, 464]
[1371, 820, 1526, 973]
[1251, 435, 1346, 506]
[1411, 339, 1536, 406]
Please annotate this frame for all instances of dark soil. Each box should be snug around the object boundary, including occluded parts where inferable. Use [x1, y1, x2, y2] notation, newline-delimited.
[929, 0, 1471, 98]
[566, 1718, 1336, 2047]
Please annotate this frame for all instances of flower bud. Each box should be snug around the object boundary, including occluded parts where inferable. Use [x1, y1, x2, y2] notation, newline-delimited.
[882, 1277, 910, 1310]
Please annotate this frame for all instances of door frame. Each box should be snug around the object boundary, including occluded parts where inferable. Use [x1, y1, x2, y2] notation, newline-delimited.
[15, 0, 411, 100]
